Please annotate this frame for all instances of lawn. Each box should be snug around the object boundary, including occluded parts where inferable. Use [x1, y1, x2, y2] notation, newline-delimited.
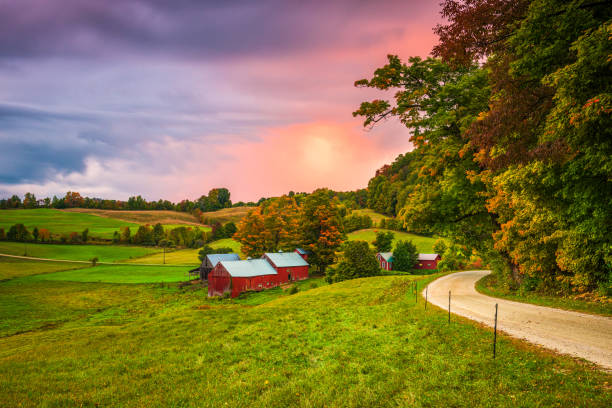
[347, 228, 437, 253]
[0, 241, 159, 263]
[209, 237, 242, 255]
[477, 273, 612, 317]
[28, 264, 192, 284]
[0, 275, 609, 407]
[0, 209, 210, 239]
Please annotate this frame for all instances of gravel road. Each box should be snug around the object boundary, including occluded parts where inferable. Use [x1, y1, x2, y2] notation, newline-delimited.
[425, 270, 612, 370]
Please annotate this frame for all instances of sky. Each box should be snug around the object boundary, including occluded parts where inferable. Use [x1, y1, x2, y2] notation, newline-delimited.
[0, 0, 443, 202]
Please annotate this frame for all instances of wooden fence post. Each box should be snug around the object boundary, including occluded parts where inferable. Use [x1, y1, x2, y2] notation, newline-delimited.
[493, 303, 498, 359]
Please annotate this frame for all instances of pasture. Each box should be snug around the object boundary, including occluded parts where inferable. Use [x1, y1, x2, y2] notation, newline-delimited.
[200, 206, 254, 224]
[28, 264, 191, 283]
[0, 274, 609, 407]
[347, 228, 436, 253]
[0, 242, 159, 263]
[0, 209, 210, 240]
[63, 208, 201, 225]
[351, 208, 392, 224]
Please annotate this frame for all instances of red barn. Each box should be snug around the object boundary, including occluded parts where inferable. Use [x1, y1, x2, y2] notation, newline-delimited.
[376, 252, 394, 271]
[414, 253, 441, 270]
[294, 248, 310, 261]
[263, 251, 309, 281]
[208, 258, 279, 298]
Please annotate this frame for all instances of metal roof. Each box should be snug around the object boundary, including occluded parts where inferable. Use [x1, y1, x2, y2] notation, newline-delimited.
[418, 253, 440, 261]
[219, 259, 278, 277]
[378, 252, 394, 262]
[205, 253, 240, 267]
[295, 248, 310, 255]
[264, 252, 309, 267]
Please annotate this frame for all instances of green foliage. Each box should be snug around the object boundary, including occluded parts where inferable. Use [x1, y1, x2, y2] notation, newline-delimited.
[433, 239, 447, 255]
[438, 244, 470, 272]
[7, 223, 31, 242]
[373, 231, 394, 252]
[392, 240, 418, 272]
[198, 245, 233, 261]
[288, 285, 299, 294]
[326, 240, 380, 283]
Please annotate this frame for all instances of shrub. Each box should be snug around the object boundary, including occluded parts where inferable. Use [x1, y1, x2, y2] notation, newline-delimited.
[90, 257, 99, 267]
[327, 240, 380, 283]
[309, 282, 318, 289]
[288, 285, 299, 294]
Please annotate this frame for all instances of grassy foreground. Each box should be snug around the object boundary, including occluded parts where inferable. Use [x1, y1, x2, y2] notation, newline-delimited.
[347, 228, 436, 253]
[0, 274, 609, 407]
[477, 273, 612, 317]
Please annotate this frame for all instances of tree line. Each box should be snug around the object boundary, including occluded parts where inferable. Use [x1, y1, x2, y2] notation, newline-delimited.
[355, 0, 611, 294]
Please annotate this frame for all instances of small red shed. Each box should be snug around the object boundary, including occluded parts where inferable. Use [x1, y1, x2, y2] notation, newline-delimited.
[294, 248, 310, 261]
[414, 253, 441, 270]
[376, 252, 393, 271]
[263, 251, 309, 281]
[208, 258, 278, 298]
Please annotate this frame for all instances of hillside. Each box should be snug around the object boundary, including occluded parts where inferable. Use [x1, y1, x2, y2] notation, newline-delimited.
[63, 208, 201, 225]
[0, 273, 609, 407]
[347, 228, 436, 253]
[200, 206, 254, 224]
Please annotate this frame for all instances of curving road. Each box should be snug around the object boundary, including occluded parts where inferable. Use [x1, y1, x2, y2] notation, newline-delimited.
[425, 270, 612, 370]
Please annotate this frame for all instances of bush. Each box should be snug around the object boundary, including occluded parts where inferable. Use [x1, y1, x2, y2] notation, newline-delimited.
[326, 240, 380, 283]
[309, 282, 318, 289]
[90, 257, 99, 267]
[288, 285, 299, 294]
[198, 245, 234, 261]
[393, 240, 418, 271]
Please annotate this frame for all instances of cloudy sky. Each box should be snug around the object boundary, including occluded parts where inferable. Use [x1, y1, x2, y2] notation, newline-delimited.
[0, 0, 442, 202]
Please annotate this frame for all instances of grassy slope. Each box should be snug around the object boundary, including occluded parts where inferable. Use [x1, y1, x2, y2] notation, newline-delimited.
[28, 264, 191, 284]
[0, 257, 84, 280]
[200, 206, 254, 224]
[477, 273, 612, 317]
[126, 238, 243, 265]
[0, 242, 159, 263]
[0, 275, 609, 407]
[347, 228, 436, 253]
[0, 209, 210, 239]
[351, 208, 392, 224]
[62, 208, 201, 225]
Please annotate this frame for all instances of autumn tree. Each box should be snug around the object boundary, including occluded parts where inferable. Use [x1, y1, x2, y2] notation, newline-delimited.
[300, 189, 344, 274]
[64, 191, 84, 208]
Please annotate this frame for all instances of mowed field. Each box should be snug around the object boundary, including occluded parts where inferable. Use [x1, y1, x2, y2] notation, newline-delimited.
[347, 228, 436, 253]
[0, 242, 159, 262]
[0, 271, 609, 407]
[0, 209, 210, 239]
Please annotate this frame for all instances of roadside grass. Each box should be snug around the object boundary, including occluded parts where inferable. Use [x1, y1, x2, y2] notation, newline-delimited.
[200, 206, 254, 224]
[0, 209, 209, 239]
[0, 241, 159, 263]
[62, 208, 201, 225]
[0, 275, 609, 407]
[347, 228, 436, 253]
[0, 257, 84, 280]
[28, 264, 192, 284]
[477, 273, 612, 317]
[351, 208, 393, 224]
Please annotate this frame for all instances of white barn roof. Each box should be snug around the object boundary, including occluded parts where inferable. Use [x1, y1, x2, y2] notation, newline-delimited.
[378, 252, 393, 262]
[219, 259, 277, 277]
[418, 253, 440, 261]
[205, 253, 240, 267]
[264, 252, 309, 267]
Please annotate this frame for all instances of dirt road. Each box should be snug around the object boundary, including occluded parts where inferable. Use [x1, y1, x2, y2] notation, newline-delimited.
[425, 270, 612, 370]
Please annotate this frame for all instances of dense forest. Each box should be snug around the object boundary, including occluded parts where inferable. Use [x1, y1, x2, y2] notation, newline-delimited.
[357, 0, 611, 294]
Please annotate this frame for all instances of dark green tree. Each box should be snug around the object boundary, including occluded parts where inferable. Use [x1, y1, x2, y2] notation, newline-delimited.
[326, 241, 380, 283]
[373, 231, 394, 252]
[393, 240, 419, 272]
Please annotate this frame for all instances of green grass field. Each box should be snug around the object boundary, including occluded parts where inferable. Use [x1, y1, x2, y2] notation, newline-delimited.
[351, 208, 393, 224]
[477, 273, 612, 316]
[347, 228, 436, 253]
[0, 274, 609, 407]
[0, 241, 159, 263]
[0, 209, 210, 239]
[28, 264, 191, 283]
[126, 248, 201, 265]
[0, 257, 84, 280]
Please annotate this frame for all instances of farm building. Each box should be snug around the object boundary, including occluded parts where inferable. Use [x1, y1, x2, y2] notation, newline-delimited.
[263, 251, 309, 281]
[376, 252, 441, 271]
[208, 251, 310, 298]
[208, 258, 278, 298]
[376, 252, 393, 271]
[414, 253, 441, 270]
[195, 253, 241, 280]
[294, 248, 310, 261]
